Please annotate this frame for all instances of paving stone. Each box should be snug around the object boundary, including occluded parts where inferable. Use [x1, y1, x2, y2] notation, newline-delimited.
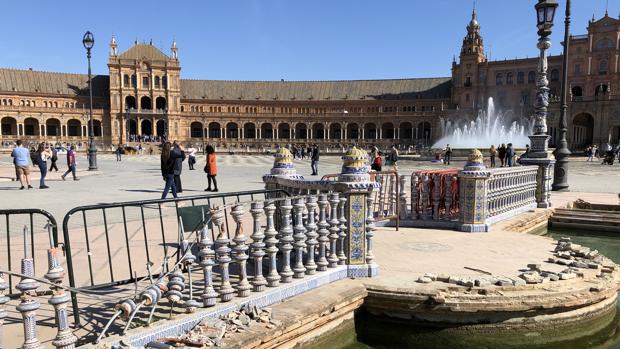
[559, 272, 576, 280]
[570, 261, 589, 269]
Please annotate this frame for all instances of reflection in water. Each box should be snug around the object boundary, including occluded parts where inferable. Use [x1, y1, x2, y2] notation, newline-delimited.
[311, 229, 620, 349]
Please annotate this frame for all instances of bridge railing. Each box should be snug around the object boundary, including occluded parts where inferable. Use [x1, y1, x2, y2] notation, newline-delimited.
[486, 166, 538, 222]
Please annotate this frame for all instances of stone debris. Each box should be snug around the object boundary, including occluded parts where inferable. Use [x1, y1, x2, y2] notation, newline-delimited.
[417, 276, 433, 284]
[147, 305, 277, 348]
[549, 238, 610, 275]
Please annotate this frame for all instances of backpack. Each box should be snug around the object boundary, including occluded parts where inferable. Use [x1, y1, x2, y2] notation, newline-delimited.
[374, 156, 382, 166]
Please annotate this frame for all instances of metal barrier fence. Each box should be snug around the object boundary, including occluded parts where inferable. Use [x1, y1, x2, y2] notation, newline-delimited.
[0, 208, 58, 295]
[409, 169, 460, 221]
[61, 189, 290, 325]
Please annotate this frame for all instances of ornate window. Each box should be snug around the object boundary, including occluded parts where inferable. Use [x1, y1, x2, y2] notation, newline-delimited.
[517, 72, 524, 84]
[154, 76, 160, 88]
[495, 73, 503, 85]
[142, 76, 149, 88]
[123, 74, 130, 87]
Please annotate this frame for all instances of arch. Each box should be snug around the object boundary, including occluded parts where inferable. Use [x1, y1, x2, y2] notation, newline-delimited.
[128, 119, 137, 136]
[571, 86, 583, 98]
[571, 113, 594, 149]
[261, 123, 273, 139]
[155, 97, 166, 111]
[141, 119, 153, 135]
[156, 120, 166, 137]
[295, 123, 307, 139]
[400, 122, 413, 139]
[550, 69, 560, 82]
[67, 119, 82, 137]
[528, 71, 536, 84]
[1, 116, 17, 136]
[190, 121, 203, 138]
[23, 117, 40, 136]
[125, 95, 136, 110]
[382, 122, 395, 139]
[347, 123, 359, 139]
[226, 122, 239, 138]
[88, 120, 102, 137]
[278, 123, 290, 139]
[140, 96, 152, 110]
[312, 123, 325, 139]
[243, 122, 256, 139]
[45, 118, 61, 137]
[417, 121, 432, 145]
[364, 123, 377, 140]
[329, 123, 341, 140]
[209, 122, 221, 138]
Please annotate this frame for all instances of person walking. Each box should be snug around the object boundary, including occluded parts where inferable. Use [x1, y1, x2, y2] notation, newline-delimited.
[444, 144, 453, 165]
[390, 145, 399, 170]
[171, 141, 186, 193]
[204, 145, 219, 192]
[310, 144, 320, 176]
[11, 139, 33, 190]
[35, 143, 52, 189]
[160, 141, 177, 199]
[116, 144, 123, 161]
[50, 145, 59, 171]
[586, 146, 594, 162]
[489, 145, 497, 167]
[506, 143, 515, 167]
[61, 145, 79, 181]
[498, 143, 507, 167]
[187, 144, 197, 170]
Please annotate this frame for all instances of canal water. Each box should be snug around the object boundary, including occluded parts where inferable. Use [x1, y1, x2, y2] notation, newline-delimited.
[312, 229, 620, 349]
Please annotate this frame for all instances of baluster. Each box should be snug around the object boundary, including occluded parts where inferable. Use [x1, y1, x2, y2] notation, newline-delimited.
[388, 176, 396, 216]
[337, 197, 348, 265]
[378, 175, 386, 217]
[328, 193, 340, 268]
[444, 176, 453, 220]
[433, 175, 441, 220]
[316, 194, 330, 271]
[0, 272, 7, 349]
[213, 209, 234, 302]
[304, 196, 319, 275]
[366, 195, 376, 265]
[293, 198, 307, 278]
[44, 245, 77, 349]
[411, 175, 419, 220]
[231, 204, 251, 297]
[420, 175, 430, 220]
[166, 268, 185, 312]
[16, 258, 42, 349]
[264, 201, 281, 287]
[250, 202, 267, 292]
[399, 175, 407, 219]
[278, 198, 294, 283]
[198, 218, 218, 307]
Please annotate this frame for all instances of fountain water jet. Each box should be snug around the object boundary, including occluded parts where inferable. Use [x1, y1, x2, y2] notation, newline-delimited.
[433, 98, 533, 149]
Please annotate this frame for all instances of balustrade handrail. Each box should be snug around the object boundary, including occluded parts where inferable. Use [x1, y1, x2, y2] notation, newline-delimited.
[485, 166, 537, 219]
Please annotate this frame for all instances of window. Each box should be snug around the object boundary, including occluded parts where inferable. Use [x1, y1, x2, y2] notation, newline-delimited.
[528, 71, 536, 84]
[517, 72, 524, 84]
[574, 64, 581, 76]
[143, 76, 149, 88]
[131, 74, 137, 87]
[599, 59, 608, 75]
[155, 76, 160, 88]
[595, 38, 614, 50]
[162, 76, 167, 89]
[495, 73, 503, 85]
[464, 76, 472, 87]
[123, 74, 130, 87]
[506, 72, 513, 84]
[550, 69, 559, 82]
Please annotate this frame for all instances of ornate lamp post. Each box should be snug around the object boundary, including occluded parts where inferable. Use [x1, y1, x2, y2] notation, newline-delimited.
[552, 0, 571, 191]
[521, 0, 558, 208]
[82, 31, 98, 170]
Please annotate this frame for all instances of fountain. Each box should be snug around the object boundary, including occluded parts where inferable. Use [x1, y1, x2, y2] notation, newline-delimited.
[433, 98, 533, 149]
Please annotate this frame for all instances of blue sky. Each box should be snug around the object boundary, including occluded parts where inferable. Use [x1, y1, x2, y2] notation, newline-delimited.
[0, 0, 614, 80]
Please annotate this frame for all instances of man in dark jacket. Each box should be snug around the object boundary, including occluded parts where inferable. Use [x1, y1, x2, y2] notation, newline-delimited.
[172, 141, 186, 193]
[311, 144, 319, 175]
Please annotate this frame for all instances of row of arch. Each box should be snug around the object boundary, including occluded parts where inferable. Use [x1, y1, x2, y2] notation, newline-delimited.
[570, 85, 609, 99]
[0, 117, 102, 137]
[123, 74, 167, 89]
[494, 70, 560, 86]
[124, 96, 167, 111]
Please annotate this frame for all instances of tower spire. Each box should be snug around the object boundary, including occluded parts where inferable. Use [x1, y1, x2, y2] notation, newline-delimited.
[606, 0, 609, 16]
[109, 35, 117, 57]
[171, 39, 178, 60]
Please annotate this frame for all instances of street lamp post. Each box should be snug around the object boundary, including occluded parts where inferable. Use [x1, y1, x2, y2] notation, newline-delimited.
[82, 31, 97, 170]
[521, 0, 558, 208]
[552, 0, 571, 191]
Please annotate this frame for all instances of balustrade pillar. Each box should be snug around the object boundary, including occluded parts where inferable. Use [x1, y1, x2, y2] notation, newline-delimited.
[213, 209, 234, 301]
[420, 175, 430, 220]
[328, 193, 340, 268]
[16, 258, 42, 349]
[278, 199, 294, 283]
[337, 197, 347, 265]
[411, 175, 419, 220]
[444, 176, 453, 221]
[304, 196, 319, 275]
[366, 196, 376, 265]
[316, 194, 330, 271]
[433, 175, 441, 220]
[399, 175, 407, 219]
[263, 201, 280, 287]
[250, 202, 267, 292]
[292, 198, 307, 278]
[231, 205, 251, 297]
[198, 219, 218, 307]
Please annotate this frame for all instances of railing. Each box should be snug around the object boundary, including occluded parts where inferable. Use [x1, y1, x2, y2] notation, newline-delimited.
[409, 169, 460, 221]
[0, 208, 58, 295]
[486, 166, 538, 220]
[373, 170, 400, 229]
[61, 189, 289, 325]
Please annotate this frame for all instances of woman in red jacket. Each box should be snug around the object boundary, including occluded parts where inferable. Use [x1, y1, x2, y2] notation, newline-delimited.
[204, 145, 218, 192]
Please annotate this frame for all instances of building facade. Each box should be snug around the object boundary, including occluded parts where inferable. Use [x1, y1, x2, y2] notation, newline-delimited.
[1, 11, 619, 150]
